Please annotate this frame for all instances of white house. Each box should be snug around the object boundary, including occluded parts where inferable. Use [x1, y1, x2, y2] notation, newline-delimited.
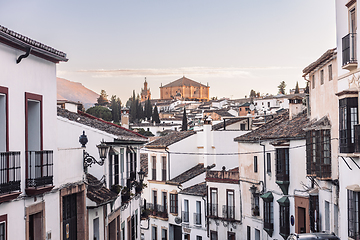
[0, 24, 74, 240]
[57, 107, 148, 240]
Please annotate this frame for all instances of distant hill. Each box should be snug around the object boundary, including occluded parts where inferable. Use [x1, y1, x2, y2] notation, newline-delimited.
[57, 77, 99, 109]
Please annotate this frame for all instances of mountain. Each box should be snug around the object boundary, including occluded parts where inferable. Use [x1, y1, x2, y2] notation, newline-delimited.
[57, 77, 99, 109]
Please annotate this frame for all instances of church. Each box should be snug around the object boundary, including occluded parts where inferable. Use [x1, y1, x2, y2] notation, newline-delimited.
[160, 76, 210, 101]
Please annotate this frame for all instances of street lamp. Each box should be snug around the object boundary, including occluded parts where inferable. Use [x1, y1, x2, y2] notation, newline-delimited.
[79, 131, 109, 172]
[138, 169, 145, 183]
[249, 184, 257, 195]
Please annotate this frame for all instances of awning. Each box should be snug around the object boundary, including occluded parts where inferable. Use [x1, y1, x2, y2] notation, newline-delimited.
[260, 191, 273, 201]
[277, 196, 290, 206]
[346, 184, 360, 192]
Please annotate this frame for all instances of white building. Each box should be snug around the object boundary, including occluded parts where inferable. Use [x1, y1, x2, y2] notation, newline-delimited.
[0, 24, 77, 239]
[57, 107, 148, 240]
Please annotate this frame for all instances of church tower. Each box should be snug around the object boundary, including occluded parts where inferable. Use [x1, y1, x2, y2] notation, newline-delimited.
[141, 77, 151, 102]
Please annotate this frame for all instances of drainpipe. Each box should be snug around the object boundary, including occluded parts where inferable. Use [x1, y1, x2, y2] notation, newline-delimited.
[259, 140, 266, 192]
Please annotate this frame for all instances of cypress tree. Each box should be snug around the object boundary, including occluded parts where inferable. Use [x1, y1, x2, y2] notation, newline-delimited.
[182, 107, 188, 131]
[152, 106, 160, 123]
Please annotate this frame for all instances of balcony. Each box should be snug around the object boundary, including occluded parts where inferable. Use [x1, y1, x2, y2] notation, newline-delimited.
[194, 212, 201, 225]
[0, 151, 21, 203]
[206, 170, 239, 183]
[342, 33, 357, 70]
[26, 150, 54, 196]
[146, 203, 168, 219]
[208, 203, 218, 217]
[222, 205, 235, 220]
[182, 211, 189, 223]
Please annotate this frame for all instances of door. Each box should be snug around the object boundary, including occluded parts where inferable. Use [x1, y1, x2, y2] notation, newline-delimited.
[93, 218, 99, 240]
[298, 207, 306, 233]
[63, 194, 77, 240]
[29, 212, 43, 240]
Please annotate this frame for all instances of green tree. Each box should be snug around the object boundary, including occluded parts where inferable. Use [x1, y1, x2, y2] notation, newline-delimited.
[304, 82, 309, 94]
[152, 106, 160, 124]
[295, 81, 300, 94]
[97, 90, 109, 106]
[110, 95, 121, 123]
[278, 81, 286, 94]
[145, 98, 152, 121]
[182, 107, 188, 131]
[135, 128, 155, 137]
[129, 90, 137, 123]
[86, 106, 112, 121]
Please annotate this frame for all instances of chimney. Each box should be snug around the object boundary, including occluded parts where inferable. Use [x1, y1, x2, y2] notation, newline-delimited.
[121, 107, 130, 129]
[289, 96, 305, 120]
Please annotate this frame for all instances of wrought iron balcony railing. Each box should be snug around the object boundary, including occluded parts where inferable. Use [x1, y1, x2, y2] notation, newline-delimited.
[0, 151, 21, 194]
[222, 205, 235, 220]
[26, 150, 53, 188]
[146, 203, 168, 218]
[182, 211, 189, 223]
[194, 212, 201, 225]
[342, 33, 357, 66]
[208, 203, 218, 217]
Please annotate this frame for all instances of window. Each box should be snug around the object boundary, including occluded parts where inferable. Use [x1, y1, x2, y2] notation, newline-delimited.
[267, 102, 270, 108]
[279, 204, 290, 237]
[121, 221, 125, 240]
[226, 190, 235, 219]
[0, 215, 6, 240]
[254, 156, 258, 173]
[162, 156, 166, 181]
[339, 97, 358, 153]
[152, 226, 157, 240]
[109, 152, 119, 186]
[0, 86, 8, 152]
[247, 226, 251, 240]
[306, 129, 331, 178]
[120, 148, 124, 186]
[162, 228, 167, 240]
[170, 193, 178, 214]
[126, 147, 137, 180]
[152, 156, 156, 181]
[310, 195, 320, 232]
[252, 192, 260, 216]
[276, 148, 289, 181]
[328, 64, 333, 81]
[312, 75, 315, 89]
[210, 188, 218, 217]
[240, 123, 246, 130]
[320, 70, 324, 85]
[261, 196, 274, 237]
[183, 200, 189, 222]
[266, 153, 271, 173]
[210, 231, 218, 240]
[195, 201, 201, 225]
[228, 232, 235, 240]
[162, 192, 167, 213]
[348, 190, 360, 239]
[196, 236, 202, 240]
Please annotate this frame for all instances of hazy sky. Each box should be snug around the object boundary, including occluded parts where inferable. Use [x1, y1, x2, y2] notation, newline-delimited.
[0, 0, 336, 102]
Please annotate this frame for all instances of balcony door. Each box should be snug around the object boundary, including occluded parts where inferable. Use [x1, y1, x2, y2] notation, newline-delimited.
[63, 194, 77, 240]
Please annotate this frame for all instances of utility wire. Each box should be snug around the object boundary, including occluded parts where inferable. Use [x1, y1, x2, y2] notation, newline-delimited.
[140, 138, 338, 156]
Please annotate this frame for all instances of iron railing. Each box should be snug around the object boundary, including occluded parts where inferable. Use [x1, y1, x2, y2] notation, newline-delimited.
[0, 151, 21, 194]
[342, 33, 357, 66]
[26, 150, 53, 188]
[222, 205, 235, 219]
[208, 203, 218, 217]
[146, 203, 168, 218]
[194, 213, 201, 225]
[182, 211, 189, 223]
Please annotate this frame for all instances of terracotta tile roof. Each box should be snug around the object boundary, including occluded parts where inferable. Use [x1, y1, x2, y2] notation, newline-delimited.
[57, 108, 148, 142]
[180, 182, 206, 196]
[0, 25, 68, 62]
[146, 131, 196, 148]
[234, 110, 309, 142]
[140, 153, 148, 177]
[161, 76, 208, 88]
[169, 163, 206, 184]
[86, 174, 117, 204]
[302, 48, 336, 76]
[203, 109, 234, 117]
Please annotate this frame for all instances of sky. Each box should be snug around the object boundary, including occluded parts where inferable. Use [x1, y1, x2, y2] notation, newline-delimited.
[0, 0, 336, 102]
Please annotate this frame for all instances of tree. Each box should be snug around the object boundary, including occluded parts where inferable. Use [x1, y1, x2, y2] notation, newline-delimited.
[110, 95, 121, 123]
[97, 90, 109, 106]
[295, 81, 300, 94]
[145, 98, 152, 121]
[250, 89, 257, 98]
[135, 128, 155, 137]
[304, 81, 309, 94]
[182, 107, 188, 131]
[278, 81, 286, 94]
[152, 106, 160, 124]
[129, 90, 137, 123]
[86, 106, 112, 121]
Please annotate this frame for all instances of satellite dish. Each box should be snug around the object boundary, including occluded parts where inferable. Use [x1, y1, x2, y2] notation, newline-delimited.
[249, 104, 255, 111]
[174, 217, 182, 224]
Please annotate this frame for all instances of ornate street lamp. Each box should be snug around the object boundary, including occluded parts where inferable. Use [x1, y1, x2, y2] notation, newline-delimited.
[79, 131, 109, 172]
[138, 169, 145, 183]
[249, 184, 257, 195]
